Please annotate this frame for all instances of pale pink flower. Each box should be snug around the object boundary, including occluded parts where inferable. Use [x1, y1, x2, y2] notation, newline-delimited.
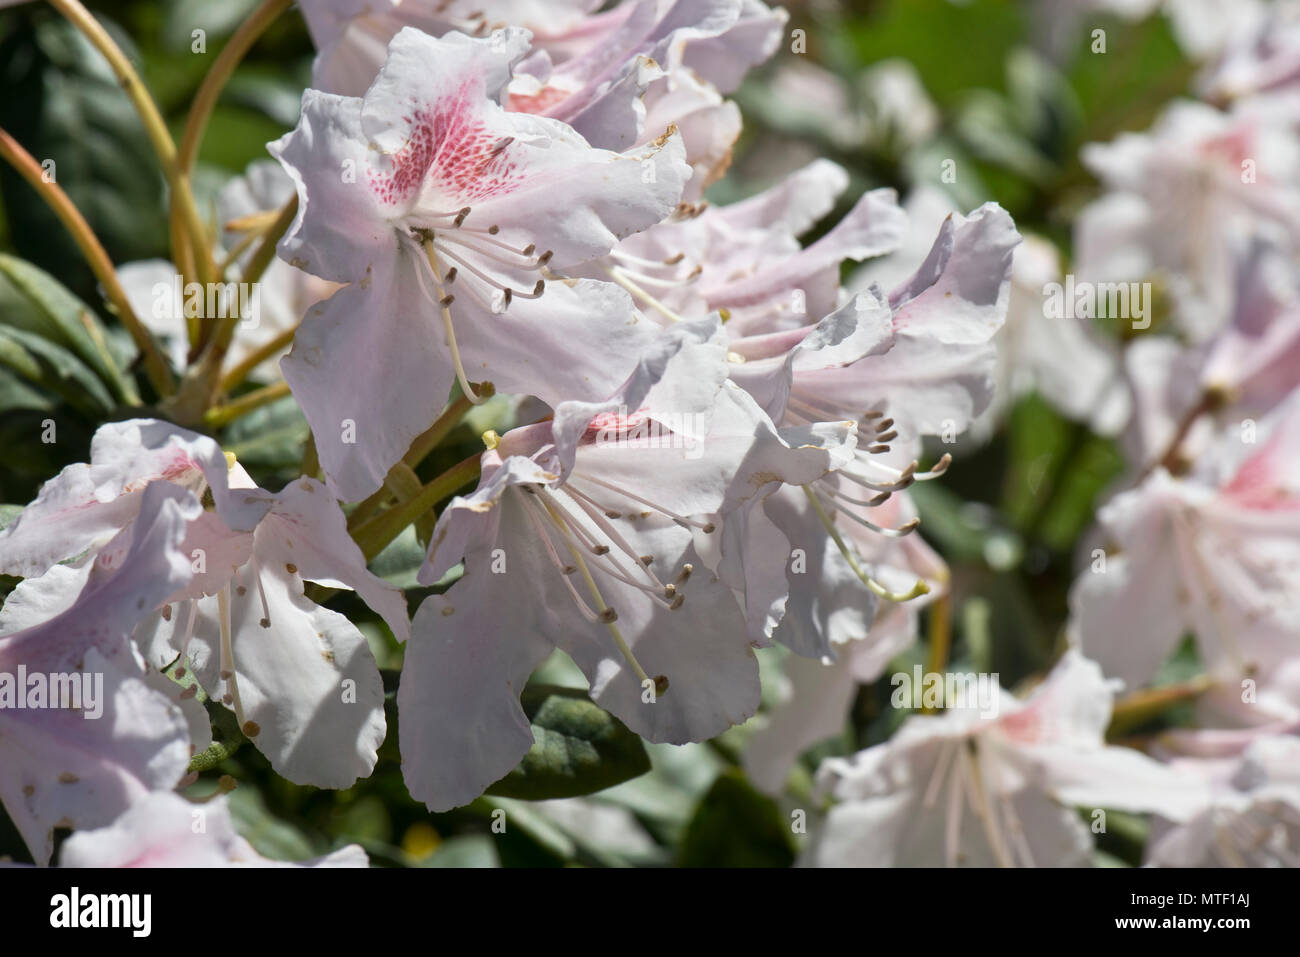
[59, 791, 368, 868]
[270, 26, 689, 500]
[1072, 392, 1300, 695]
[0, 483, 199, 865]
[803, 650, 1209, 867]
[399, 319, 854, 810]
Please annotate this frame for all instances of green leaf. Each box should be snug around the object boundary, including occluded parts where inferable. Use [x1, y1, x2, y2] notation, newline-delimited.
[0, 324, 114, 415]
[223, 786, 319, 862]
[484, 684, 651, 800]
[222, 394, 310, 472]
[0, 254, 137, 404]
[0, 505, 24, 532]
[0, 14, 169, 303]
[678, 770, 795, 868]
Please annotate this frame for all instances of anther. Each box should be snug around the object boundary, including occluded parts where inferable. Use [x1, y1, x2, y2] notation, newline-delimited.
[453, 206, 471, 227]
[440, 294, 455, 308]
[599, 607, 619, 624]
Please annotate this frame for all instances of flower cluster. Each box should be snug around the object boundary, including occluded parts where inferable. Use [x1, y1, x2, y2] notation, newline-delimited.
[3, 0, 1299, 870]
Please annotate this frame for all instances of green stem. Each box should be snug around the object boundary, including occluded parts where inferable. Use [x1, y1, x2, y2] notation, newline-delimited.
[49, 0, 215, 286]
[204, 380, 290, 428]
[352, 455, 482, 562]
[1106, 675, 1213, 740]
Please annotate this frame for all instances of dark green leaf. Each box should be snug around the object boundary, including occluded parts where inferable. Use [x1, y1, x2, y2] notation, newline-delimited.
[0, 253, 137, 403]
[485, 684, 651, 800]
[679, 770, 794, 867]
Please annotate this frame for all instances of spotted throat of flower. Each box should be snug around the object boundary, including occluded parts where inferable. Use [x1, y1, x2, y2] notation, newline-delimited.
[404, 206, 553, 404]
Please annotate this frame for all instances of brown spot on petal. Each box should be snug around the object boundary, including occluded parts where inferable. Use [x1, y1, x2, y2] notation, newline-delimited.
[58, 772, 79, 784]
[242, 721, 261, 737]
[285, 562, 298, 575]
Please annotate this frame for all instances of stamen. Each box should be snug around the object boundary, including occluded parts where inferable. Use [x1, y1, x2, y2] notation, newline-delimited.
[217, 584, 247, 723]
[802, 486, 930, 602]
[536, 496, 661, 691]
[560, 486, 677, 599]
[923, 739, 958, 809]
[518, 494, 605, 623]
[944, 741, 965, 867]
[960, 743, 1013, 868]
[605, 266, 688, 324]
[439, 225, 546, 268]
[820, 481, 894, 509]
[248, 556, 272, 627]
[418, 236, 488, 404]
[573, 471, 715, 531]
[811, 489, 919, 537]
[433, 241, 544, 311]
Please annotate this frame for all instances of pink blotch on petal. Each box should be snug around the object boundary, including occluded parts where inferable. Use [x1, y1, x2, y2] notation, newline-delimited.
[367, 75, 524, 207]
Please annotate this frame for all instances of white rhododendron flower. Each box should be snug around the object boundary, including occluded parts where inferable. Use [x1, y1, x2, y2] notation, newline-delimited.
[6, 0, 1297, 876]
[59, 792, 368, 868]
[270, 27, 690, 500]
[803, 651, 1209, 867]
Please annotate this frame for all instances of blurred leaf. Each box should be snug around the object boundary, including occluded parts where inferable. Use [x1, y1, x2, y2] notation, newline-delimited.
[225, 66, 309, 128]
[423, 834, 499, 868]
[196, 102, 290, 173]
[222, 394, 309, 474]
[679, 770, 794, 867]
[0, 13, 169, 301]
[485, 684, 651, 801]
[0, 504, 24, 531]
[225, 785, 319, 861]
[162, 0, 262, 52]
[840, 0, 1026, 109]
[367, 526, 431, 591]
[1003, 395, 1124, 550]
[0, 253, 137, 403]
[0, 324, 114, 415]
[0, 366, 55, 413]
